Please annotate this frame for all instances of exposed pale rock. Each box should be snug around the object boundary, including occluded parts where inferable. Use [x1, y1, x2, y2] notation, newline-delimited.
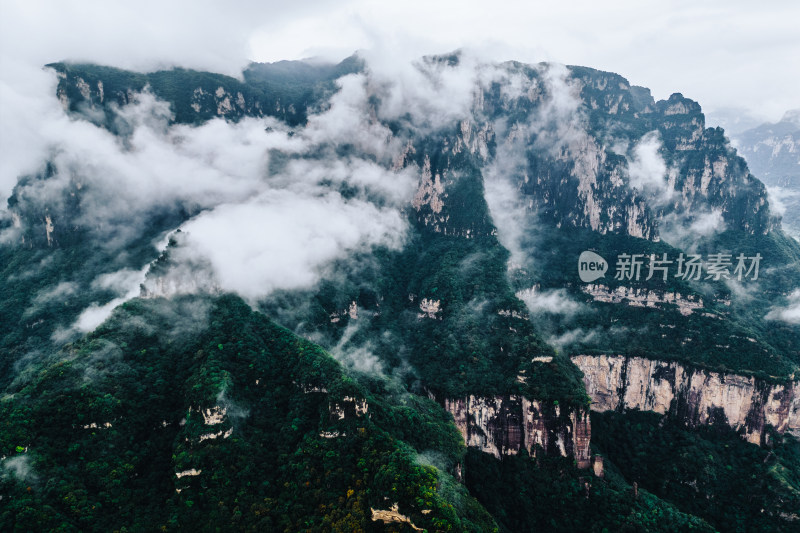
[201, 406, 226, 425]
[592, 455, 604, 478]
[75, 77, 91, 101]
[175, 469, 201, 479]
[191, 87, 205, 113]
[582, 284, 703, 315]
[572, 354, 800, 445]
[328, 396, 369, 422]
[82, 422, 112, 429]
[664, 101, 690, 115]
[498, 309, 528, 320]
[216, 88, 233, 115]
[412, 156, 444, 214]
[329, 301, 359, 323]
[444, 395, 591, 468]
[199, 427, 233, 442]
[418, 298, 441, 319]
[371, 504, 423, 531]
[392, 140, 416, 171]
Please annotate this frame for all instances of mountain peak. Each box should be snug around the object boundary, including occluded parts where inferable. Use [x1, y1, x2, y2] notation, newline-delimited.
[780, 108, 800, 126]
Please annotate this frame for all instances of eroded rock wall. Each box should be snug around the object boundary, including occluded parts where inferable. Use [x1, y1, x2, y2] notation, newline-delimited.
[444, 395, 591, 468]
[572, 354, 800, 445]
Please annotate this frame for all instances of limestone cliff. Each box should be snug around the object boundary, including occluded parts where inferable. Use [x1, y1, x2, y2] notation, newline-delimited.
[444, 395, 591, 468]
[572, 354, 800, 445]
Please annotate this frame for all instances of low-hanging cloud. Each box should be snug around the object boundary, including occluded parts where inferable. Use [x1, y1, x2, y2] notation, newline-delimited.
[31, 281, 79, 305]
[765, 289, 800, 324]
[178, 190, 407, 299]
[766, 186, 791, 218]
[518, 288, 585, 317]
[484, 165, 529, 268]
[0, 55, 424, 333]
[658, 208, 726, 250]
[547, 328, 599, 352]
[1, 455, 36, 483]
[627, 131, 671, 201]
[364, 49, 483, 132]
[484, 61, 587, 272]
[330, 322, 385, 376]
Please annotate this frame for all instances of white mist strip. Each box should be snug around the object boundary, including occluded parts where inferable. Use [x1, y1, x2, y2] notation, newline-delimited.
[74, 232, 174, 333]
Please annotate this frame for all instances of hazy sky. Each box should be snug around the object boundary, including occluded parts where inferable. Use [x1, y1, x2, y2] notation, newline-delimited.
[1, 0, 798, 121]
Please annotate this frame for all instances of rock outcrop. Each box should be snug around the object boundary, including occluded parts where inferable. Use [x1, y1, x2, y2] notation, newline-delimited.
[444, 395, 591, 468]
[572, 354, 800, 445]
[582, 284, 704, 315]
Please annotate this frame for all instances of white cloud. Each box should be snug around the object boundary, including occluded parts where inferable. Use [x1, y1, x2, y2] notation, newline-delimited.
[75, 265, 151, 333]
[483, 62, 588, 270]
[178, 190, 406, 299]
[32, 281, 78, 305]
[3, 62, 418, 331]
[659, 209, 726, 248]
[2, 1, 798, 126]
[368, 50, 484, 131]
[627, 131, 670, 200]
[690, 210, 726, 236]
[2, 2, 798, 207]
[765, 185, 800, 218]
[765, 289, 800, 324]
[518, 288, 585, 316]
[0, 0, 340, 77]
[1, 455, 36, 482]
[90, 268, 147, 293]
[3, 62, 420, 329]
[547, 328, 598, 352]
[251, 1, 799, 121]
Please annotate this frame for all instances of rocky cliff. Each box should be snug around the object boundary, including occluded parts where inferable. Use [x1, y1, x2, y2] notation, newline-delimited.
[46, 57, 777, 246]
[444, 395, 591, 467]
[572, 354, 800, 445]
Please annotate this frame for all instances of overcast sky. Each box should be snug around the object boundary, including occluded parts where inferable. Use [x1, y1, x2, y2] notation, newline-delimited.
[1, 0, 798, 122]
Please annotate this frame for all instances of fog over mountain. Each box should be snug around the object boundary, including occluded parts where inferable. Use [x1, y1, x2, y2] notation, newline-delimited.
[1, 3, 799, 532]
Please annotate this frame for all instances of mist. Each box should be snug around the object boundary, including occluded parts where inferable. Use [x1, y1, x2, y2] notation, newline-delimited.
[766, 289, 800, 324]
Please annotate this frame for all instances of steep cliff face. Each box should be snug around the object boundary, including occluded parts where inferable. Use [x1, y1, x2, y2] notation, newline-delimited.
[47, 58, 777, 245]
[444, 395, 591, 468]
[486, 65, 776, 241]
[580, 77, 775, 235]
[572, 354, 800, 445]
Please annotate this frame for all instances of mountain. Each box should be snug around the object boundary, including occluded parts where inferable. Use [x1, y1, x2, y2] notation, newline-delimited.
[1, 52, 799, 531]
[728, 110, 800, 239]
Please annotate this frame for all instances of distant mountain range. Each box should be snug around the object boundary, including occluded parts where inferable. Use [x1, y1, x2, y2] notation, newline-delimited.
[727, 110, 800, 239]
